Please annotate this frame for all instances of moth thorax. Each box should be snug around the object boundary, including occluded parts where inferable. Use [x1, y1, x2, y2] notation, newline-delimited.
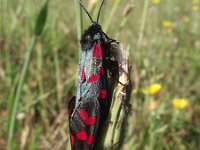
[94, 33, 101, 40]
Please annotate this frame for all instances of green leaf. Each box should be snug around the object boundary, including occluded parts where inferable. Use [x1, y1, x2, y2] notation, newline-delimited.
[34, 0, 49, 36]
[138, 126, 149, 150]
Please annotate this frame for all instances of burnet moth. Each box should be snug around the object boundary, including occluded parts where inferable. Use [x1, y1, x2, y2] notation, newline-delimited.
[68, 0, 118, 149]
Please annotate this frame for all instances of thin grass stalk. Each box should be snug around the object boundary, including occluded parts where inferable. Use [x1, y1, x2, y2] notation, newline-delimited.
[27, 126, 42, 150]
[36, 43, 49, 128]
[5, 41, 12, 85]
[7, 36, 36, 150]
[138, 126, 149, 150]
[137, 0, 149, 47]
[149, 124, 155, 150]
[74, 0, 83, 50]
[7, 75, 20, 131]
[54, 48, 63, 110]
[102, 0, 121, 33]
[115, 3, 134, 39]
[3, 0, 12, 85]
[7, 0, 48, 149]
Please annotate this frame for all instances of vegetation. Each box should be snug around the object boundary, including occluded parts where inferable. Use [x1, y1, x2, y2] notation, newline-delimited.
[0, 0, 199, 149]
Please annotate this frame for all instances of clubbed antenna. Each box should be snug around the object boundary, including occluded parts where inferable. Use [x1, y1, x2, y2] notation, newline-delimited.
[78, 0, 94, 23]
[78, 0, 104, 23]
[97, 0, 104, 23]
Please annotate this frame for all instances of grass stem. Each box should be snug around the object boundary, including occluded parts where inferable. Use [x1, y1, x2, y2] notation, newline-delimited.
[7, 36, 36, 150]
[137, 0, 149, 47]
[74, 0, 83, 50]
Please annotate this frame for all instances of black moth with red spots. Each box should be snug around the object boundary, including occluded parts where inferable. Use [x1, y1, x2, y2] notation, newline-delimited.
[68, 0, 118, 149]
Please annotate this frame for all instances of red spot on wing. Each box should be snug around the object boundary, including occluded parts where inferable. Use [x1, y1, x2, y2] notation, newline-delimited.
[88, 74, 100, 83]
[98, 90, 107, 99]
[79, 109, 88, 121]
[80, 68, 85, 82]
[79, 109, 96, 125]
[70, 133, 75, 146]
[76, 132, 87, 140]
[100, 68, 105, 76]
[87, 136, 94, 145]
[86, 117, 96, 125]
[93, 43, 102, 59]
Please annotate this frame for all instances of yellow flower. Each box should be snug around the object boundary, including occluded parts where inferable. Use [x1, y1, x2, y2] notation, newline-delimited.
[192, 0, 199, 4]
[152, 0, 160, 5]
[182, 16, 190, 23]
[162, 20, 172, 28]
[142, 83, 162, 95]
[172, 98, 189, 110]
[149, 100, 158, 110]
[192, 5, 200, 11]
[162, 20, 172, 33]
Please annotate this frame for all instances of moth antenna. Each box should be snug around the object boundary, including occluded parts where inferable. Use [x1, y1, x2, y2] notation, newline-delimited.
[97, 0, 104, 23]
[78, 0, 94, 23]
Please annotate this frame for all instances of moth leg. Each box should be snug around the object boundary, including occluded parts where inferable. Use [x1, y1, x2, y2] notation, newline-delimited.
[106, 58, 129, 86]
[102, 31, 119, 43]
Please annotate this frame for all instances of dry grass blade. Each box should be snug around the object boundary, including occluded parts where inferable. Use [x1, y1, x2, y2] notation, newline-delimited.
[97, 44, 132, 150]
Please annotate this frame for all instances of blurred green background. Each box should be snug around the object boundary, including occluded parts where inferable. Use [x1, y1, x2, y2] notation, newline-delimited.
[0, 0, 200, 149]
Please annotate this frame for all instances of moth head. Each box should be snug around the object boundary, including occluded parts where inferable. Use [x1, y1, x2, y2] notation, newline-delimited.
[79, 0, 105, 49]
[80, 23, 103, 48]
[88, 23, 102, 39]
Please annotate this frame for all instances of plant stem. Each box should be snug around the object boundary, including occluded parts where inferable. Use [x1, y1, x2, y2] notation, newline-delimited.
[7, 36, 36, 150]
[137, 0, 149, 47]
[103, 0, 121, 33]
[74, 0, 83, 50]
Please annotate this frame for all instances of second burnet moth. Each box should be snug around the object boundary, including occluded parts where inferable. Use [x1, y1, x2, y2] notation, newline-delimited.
[68, 0, 119, 149]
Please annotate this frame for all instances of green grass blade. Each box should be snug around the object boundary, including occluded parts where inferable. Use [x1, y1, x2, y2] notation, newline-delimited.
[138, 126, 149, 150]
[74, 0, 83, 50]
[34, 0, 49, 36]
[102, 0, 121, 33]
[137, 0, 149, 47]
[6, 0, 49, 149]
[28, 126, 42, 150]
[7, 36, 36, 150]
